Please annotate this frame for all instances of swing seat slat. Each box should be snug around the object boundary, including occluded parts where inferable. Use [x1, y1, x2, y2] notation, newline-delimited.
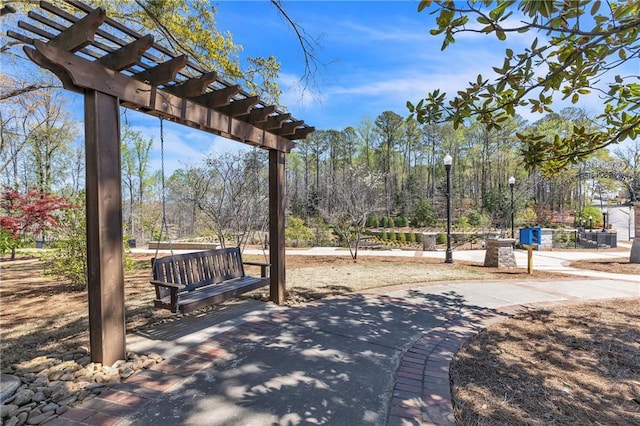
[151, 247, 270, 314]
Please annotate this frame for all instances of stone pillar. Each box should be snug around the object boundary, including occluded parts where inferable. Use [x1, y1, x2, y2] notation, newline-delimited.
[633, 202, 639, 238]
[484, 239, 517, 268]
[630, 203, 640, 263]
[422, 232, 437, 251]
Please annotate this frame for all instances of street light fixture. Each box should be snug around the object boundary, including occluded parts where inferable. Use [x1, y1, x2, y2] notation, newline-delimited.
[602, 208, 607, 232]
[508, 176, 515, 239]
[589, 215, 593, 231]
[444, 154, 453, 263]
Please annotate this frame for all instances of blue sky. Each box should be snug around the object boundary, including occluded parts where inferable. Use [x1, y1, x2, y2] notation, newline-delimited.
[216, 0, 526, 130]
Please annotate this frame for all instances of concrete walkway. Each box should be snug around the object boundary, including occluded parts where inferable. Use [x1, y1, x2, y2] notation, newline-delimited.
[50, 248, 638, 426]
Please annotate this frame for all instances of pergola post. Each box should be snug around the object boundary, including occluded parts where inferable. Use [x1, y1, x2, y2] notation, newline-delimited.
[85, 90, 126, 364]
[269, 149, 286, 304]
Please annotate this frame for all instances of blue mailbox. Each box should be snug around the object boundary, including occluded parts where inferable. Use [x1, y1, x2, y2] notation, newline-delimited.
[519, 227, 541, 246]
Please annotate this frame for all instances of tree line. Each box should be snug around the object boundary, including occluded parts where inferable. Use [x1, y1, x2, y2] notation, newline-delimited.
[4, 83, 638, 262]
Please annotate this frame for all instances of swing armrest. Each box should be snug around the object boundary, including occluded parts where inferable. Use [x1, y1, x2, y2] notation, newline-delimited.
[242, 261, 270, 278]
[150, 280, 184, 314]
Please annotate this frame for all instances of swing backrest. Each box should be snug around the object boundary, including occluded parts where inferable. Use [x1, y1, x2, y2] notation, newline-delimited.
[152, 248, 246, 295]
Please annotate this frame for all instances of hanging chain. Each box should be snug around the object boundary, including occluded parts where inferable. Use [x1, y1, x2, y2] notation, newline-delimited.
[153, 117, 175, 262]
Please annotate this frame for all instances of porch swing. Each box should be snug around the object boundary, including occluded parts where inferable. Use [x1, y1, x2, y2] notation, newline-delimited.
[150, 118, 270, 314]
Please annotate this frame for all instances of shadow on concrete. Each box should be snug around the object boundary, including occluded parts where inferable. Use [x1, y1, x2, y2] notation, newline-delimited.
[123, 290, 504, 425]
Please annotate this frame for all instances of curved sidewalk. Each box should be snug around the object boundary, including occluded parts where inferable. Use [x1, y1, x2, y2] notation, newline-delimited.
[47, 273, 638, 426]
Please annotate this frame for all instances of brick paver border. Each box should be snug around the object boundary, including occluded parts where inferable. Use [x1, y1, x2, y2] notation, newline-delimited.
[386, 296, 632, 425]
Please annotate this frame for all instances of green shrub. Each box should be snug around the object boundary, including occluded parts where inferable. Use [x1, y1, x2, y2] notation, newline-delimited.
[42, 207, 87, 290]
[455, 215, 471, 231]
[379, 230, 388, 240]
[285, 216, 314, 247]
[398, 216, 409, 227]
[414, 232, 423, 243]
[411, 199, 437, 227]
[389, 231, 396, 242]
[580, 206, 604, 229]
[397, 232, 406, 243]
[406, 232, 416, 244]
[42, 205, 135, 290]
[0, 228, 21, 257]
[370, 217, 379, 228]
[436, 233, 447, 244]
[388, 217, 395, 228]
[467, 210, 489, 227]
[380, 216, 388, 228]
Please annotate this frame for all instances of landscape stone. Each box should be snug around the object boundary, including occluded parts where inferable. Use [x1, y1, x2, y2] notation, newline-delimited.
[47, 371, 63, 382]
[0, 375, 21, 403]
[4, 416, 19, 426]
[12, 390, 34, 407]
[26, 408, 41, 419]
[30, 392, 45, 403]
[16, 411, 28, 424]
[1, 347, 161, 425]
[30, 377, 48, 388]
[40, 403, 58, 413]
[15, 402, 36, 414]
[27, 411, 55, 425]
[56, 395, 77, 407]
[1, 404, 18, 418]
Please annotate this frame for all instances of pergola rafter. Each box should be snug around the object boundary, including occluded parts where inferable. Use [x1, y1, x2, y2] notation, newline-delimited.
[7, 0, 314, 365]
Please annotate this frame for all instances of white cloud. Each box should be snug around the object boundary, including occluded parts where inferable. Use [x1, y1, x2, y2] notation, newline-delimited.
[278, 72, 327, 110]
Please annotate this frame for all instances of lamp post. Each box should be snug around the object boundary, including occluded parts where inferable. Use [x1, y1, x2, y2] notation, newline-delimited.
[602, 208, 607, 232]
[508, 176, 515, 239]
[589, 215, 593, 231]
[444, 154, 453, 263]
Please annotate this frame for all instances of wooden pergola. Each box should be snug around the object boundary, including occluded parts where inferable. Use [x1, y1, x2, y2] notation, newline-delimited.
[8, 0, 313, 365]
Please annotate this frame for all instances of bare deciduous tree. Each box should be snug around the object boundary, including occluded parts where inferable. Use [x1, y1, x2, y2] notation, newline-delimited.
[321, 166, 384, 260]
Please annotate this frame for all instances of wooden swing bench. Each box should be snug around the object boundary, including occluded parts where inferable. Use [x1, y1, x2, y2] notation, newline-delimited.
[151, 247, 270, 314]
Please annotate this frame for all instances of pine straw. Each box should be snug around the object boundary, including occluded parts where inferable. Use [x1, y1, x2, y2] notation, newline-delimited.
[450, 299, 640, 425]
[569, 257, 640, 275]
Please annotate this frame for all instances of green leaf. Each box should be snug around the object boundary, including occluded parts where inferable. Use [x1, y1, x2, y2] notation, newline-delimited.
[496, 30, 506, 41]
[590, 0, 601, 16]
[481, 25, 495, 33]
[417, 0, 433, 12]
